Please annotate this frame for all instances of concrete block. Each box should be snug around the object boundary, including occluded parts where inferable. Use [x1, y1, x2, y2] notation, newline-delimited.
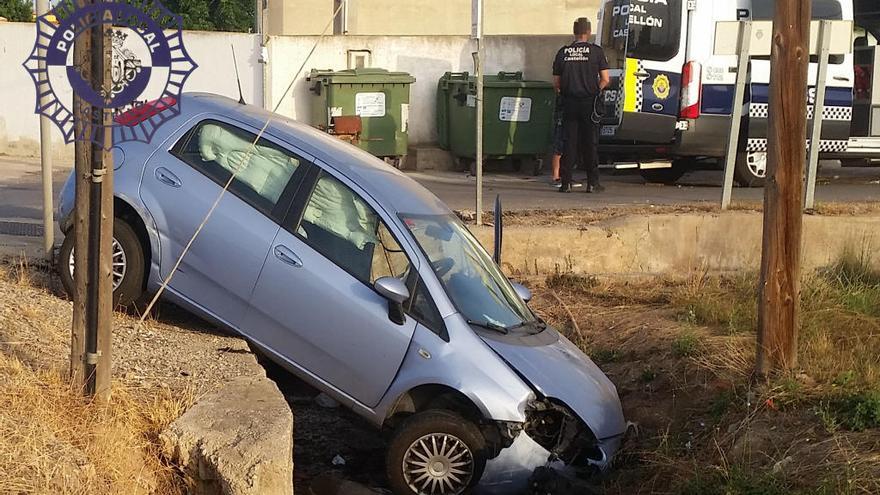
[160, 376, 294, 495]
[406, 146, 456, 171]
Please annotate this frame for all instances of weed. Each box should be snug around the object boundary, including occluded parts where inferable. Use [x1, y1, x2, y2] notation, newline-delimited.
[709, 389, 736, 422]
[545, 271, 599, 292]
[828, 390, 880, 431]
[591, 348, 622, 364]
[673, 331, 700, 358]
[677, 467, 788, 495]
[640, 366, 658, 383]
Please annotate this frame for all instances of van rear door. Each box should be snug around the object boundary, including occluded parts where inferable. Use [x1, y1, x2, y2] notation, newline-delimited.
[599, 0, 687, 144]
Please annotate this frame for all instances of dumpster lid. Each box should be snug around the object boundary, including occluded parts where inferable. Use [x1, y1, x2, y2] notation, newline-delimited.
[439, 71, 553, 89]
[309, 68, 416, 84]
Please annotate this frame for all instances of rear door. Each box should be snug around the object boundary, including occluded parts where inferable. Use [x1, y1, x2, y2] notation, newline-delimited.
[598, 0, 687, 143]
[139, 117, 307, 328]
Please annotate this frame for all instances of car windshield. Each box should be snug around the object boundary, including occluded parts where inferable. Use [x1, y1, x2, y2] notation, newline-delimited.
[401, 214, 535, 330]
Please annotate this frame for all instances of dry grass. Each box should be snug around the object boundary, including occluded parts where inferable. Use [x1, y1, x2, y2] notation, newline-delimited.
[0, 353, 190, 495]
[0, 262, 192, 495]
[524, 244, 880, 494]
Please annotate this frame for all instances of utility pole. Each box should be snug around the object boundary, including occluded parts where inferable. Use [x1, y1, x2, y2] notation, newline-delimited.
[72, 1, 114, 400]
[36, 0, 53, 259]
[756, 0, 811, 375]
[70, 16, 91, 386]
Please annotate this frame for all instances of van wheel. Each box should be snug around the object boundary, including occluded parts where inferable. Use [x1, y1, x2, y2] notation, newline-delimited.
[58, 218, 146, 308]
[386, 410, 487, 495]
[734, 151, 767, 187]
[640, 160, 689, 185]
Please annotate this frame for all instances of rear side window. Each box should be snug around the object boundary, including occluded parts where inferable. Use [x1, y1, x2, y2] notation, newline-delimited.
[172, 120, 302, 216]
[616, 0, 683, 61]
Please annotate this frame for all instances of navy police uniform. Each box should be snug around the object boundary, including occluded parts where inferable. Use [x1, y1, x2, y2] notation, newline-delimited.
[552, 40, 608, 190]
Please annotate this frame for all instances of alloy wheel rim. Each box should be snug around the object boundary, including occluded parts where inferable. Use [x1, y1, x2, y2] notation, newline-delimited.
[747, 151, 768, 178]
[68, 238, 127, 290]
[402, 433, 474, 495]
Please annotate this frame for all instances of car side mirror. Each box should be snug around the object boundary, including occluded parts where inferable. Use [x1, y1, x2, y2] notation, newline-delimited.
[511, 281, 532, 303]
[375, 277, 410, 325]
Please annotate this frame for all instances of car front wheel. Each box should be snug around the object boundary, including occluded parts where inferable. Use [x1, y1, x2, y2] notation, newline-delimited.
[734, 151, 767, 187]
[386, 410, 487, 495]
[58, 218, 145, 308]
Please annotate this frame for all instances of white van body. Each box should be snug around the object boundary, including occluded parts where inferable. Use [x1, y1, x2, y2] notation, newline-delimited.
[596, 0, 880, 186]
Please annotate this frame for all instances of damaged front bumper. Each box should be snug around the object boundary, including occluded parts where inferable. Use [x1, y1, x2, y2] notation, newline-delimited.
[476, 428, 627, 494]
[476, 399, 632, 494]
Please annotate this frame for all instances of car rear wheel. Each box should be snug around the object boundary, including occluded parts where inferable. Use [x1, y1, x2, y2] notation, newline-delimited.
[734, 151, 767, 187]
[386, 410, 487, 495]
[58, 218, 145, 308]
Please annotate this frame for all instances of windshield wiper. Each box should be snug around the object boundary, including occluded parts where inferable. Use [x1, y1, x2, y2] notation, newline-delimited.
[507, 319, 548, 334]
[467, 319, 509, 334]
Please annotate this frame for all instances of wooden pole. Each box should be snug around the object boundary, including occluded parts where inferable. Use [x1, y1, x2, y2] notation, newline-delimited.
[82, 13, 114, 401]
[756, 0, 811, 375]
[70, 16, 91, 386]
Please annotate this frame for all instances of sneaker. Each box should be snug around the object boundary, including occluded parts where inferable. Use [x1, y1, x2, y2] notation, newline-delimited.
[586, 184, 605, 193]
[558, 183, 572, 193]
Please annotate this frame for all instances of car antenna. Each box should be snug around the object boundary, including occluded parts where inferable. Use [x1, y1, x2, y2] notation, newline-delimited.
[231, 44, 246, 105]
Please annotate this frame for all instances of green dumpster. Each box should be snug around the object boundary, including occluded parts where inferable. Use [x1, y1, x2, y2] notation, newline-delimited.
[308, 68, 416, 162]
[437, 72, 555, 172]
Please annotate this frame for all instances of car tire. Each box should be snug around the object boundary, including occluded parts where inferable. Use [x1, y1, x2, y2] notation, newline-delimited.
[639, 159, 690, 185]
[58, 218, 146, 309]
[734, 151, 767, 187]
[386, 410, 487, 495]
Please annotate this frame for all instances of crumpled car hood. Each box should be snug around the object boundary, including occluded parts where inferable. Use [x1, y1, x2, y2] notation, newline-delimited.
[480, 327, 626, 439]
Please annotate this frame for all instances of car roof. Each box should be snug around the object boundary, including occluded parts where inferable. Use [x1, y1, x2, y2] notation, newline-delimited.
[179, 93, 453, 217]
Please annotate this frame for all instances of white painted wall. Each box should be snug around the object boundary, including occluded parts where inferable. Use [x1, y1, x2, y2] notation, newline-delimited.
[0, 22, 262, 159]
[0, 22, 568, 157]
[266, 35, 568, 145]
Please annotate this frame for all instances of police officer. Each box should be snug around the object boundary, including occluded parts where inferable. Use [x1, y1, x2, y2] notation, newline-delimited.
[553, 17, 610, 193]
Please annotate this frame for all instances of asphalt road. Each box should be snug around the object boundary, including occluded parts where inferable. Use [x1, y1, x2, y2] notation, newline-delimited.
[1, 157, 878, 224]
[411, 164, 880, 212]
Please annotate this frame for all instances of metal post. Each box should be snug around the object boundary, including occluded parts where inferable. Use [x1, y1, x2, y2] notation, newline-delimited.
[475, 40, 484, 226]
[36, 0, 53, 259]
[472, 0, 483, 226]
[805, 20, 831, 210]
[721, 21, 752, 210]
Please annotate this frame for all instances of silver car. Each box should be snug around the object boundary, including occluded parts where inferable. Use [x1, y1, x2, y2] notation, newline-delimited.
[56, 93, 626, 494]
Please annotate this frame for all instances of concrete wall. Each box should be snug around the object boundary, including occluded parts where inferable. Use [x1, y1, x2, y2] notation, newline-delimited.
[472, 213, 880, 276]
[265, 34, 568, 145]
[266, 0, 602, 36]
[0, 22, 262, 160]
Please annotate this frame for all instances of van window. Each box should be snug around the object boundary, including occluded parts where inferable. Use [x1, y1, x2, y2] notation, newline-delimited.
[751, 0, 843, 20]
[620, 0, 683, 62]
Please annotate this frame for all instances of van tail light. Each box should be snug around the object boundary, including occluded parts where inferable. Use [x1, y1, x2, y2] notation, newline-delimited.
[114, 96, 177, 127]
[680, 61, 702, 119]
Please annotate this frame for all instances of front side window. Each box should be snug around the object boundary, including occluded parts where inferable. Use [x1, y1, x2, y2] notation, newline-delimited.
[402, 214, 535, 331]
[297, 172, 410, 285]
[173, 120, 301, 215]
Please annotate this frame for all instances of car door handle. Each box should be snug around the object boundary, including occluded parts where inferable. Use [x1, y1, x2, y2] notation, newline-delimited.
[634, 71, 651, 79]
[155, 167, 181, 188]
[273, 245, 302, 267]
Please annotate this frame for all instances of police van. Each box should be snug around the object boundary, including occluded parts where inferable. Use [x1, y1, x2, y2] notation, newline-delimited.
[596, 0, 880, 186]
